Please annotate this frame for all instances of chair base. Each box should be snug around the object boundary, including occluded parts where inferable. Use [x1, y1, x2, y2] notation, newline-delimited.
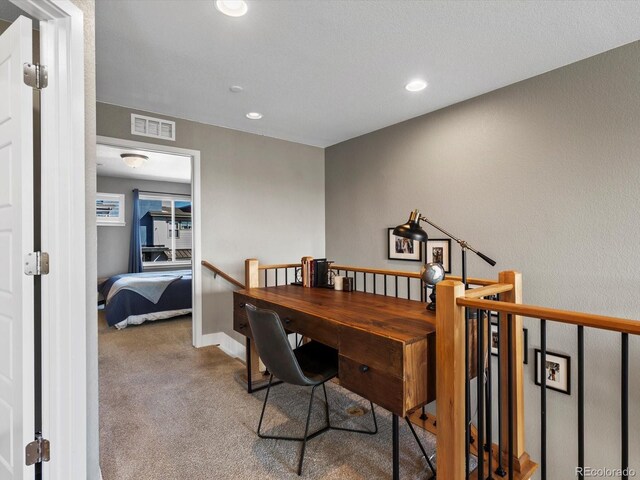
[257, 375, 378, 475]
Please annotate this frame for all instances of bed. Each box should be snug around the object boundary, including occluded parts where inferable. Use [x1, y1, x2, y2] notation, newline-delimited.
[99, 270, 192, 329]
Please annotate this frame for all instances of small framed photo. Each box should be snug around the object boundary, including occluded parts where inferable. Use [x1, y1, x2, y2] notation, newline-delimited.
[489, 322, 529, 364]
[426, 238, 451, 273]
[96, 192, 126, 226]
[535, 349, 571, 395]
[388, 228, 422, 262]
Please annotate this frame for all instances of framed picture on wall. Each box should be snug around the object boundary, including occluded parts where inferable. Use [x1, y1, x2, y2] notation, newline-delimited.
[387, 228, 422, 262]
[96, 192, 126, 226]
[490, 322, 529, 364]
[426, 238, 451, 273]
[535, 349, 571, 395]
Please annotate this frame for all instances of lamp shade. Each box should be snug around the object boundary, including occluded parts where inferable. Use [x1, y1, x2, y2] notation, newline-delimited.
[121, 153, 148, 169]
[393, 210, 428, 242]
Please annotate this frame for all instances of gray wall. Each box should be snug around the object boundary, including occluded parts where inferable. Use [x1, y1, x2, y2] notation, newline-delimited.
[96, 175, 191, 278]
[326, 41, 640, 478]
[96, 103, 325, 339]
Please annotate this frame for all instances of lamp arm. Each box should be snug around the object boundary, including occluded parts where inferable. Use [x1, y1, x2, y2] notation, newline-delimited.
[419, 215, 496, 267]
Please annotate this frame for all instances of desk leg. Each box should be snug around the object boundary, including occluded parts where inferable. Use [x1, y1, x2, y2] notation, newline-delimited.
[392, 414, 400, 480]
[246, 337, 253, 394]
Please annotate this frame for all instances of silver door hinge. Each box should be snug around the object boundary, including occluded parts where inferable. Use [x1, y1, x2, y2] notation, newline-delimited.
[23, 63, 48, 89]
[25, 434, 50, 466]
[24, 252, 49, 276]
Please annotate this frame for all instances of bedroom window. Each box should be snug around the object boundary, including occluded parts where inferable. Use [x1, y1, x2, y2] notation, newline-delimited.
[139, 193, 192, 266]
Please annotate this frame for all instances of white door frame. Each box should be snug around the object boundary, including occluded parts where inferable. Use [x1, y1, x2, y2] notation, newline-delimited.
[96, 135, 204, 348]
[11, 1, 87, 479]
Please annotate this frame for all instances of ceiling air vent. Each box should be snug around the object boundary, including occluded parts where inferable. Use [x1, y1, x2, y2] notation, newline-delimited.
[130, 113, 175, 141]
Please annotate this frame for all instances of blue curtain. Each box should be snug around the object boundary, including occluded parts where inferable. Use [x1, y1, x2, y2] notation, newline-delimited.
[128, 189, 143, 273]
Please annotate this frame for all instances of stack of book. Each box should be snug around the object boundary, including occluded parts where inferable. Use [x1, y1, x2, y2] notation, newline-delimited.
[300, 257, 332, 288]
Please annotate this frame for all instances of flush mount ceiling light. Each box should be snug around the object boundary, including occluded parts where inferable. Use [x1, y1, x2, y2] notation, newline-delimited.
[246, 112, 263, 120]
[215, 0, 248, 17]
[120, 153, 149, 169]
[405, 79, 428, 92]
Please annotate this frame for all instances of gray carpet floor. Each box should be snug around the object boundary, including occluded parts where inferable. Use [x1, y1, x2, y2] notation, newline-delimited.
[99, 313, 437, 479]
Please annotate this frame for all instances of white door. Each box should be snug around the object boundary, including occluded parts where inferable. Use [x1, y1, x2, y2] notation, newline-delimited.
[0, 16, 35, 480]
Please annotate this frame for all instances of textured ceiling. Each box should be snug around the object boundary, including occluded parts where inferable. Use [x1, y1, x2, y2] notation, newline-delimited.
[96, 0, 640, 147]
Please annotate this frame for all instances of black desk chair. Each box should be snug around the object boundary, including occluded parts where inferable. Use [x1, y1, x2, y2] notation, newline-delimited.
[245, 303, 378, 475]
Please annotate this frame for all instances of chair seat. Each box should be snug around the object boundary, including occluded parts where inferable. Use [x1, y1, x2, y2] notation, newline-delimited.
[294, 341, 338, 384]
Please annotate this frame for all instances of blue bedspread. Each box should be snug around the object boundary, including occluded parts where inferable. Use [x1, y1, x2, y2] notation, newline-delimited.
[100, 270, 192, 327]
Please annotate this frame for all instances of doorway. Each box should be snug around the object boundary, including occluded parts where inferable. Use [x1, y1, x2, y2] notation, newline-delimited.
[95, 136, 203, 345]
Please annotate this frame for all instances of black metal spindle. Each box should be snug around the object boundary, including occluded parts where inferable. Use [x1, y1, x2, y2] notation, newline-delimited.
[495, 315, 505, 477]
[578, 326, 584, 480]
[373, 274, 376, 295]
[508, 314, 514, 479]
[275, 268, 278, 286]
[622, 333, 629, 479]
[407, 277, 411, 300]
[540, 318, 547, 480]
[354, 271, 357, 291]
[364, 272, 367, 293]
[465, 307, 471, 479]
[395, 276, 398, 298]
[264, 269, 268, 287]
[285, 267, 288, 285]
[486, 309, 493, 478]
[477, 309, 485, 478]
[384, 275, 387, 296]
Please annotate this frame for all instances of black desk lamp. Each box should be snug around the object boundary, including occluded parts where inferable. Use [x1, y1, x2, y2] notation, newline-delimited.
[393, 209, 496, 287]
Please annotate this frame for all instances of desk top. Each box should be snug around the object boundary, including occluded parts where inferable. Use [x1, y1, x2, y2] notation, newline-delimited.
[236, 285, 435, 344]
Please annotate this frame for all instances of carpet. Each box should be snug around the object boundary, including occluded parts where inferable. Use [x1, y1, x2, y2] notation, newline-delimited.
[98, 313, 438, 479]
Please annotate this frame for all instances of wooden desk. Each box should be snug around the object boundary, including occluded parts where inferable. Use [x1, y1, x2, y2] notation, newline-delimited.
[234, 285, 437, 479]
[234, 285, 436, 416]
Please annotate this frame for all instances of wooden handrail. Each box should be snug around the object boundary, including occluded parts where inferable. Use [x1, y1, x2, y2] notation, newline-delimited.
[458, 297, 640, 335]
[201, 261, 245, 289]
[464, 283, 513, 299]
[258, 263, 300, 270]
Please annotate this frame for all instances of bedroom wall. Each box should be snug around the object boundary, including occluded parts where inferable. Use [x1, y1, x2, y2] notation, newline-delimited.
[96, 103, 325, 340]
[96, 175, 191, 278]
[325, 41, 640, 479]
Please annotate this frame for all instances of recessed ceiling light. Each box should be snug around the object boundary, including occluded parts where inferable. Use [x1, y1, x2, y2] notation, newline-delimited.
[229, 85, 243, 93]
[215, 0, 248, 17]
[405, 80, 428, 92]
[246, 112, 263, 120]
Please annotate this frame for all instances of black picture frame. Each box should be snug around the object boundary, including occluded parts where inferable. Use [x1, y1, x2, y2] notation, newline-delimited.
[489, 319, 528, 364]
[387, 228, 422, 262]
[425, 238, 452, 273]
[535, 349, 571, 395]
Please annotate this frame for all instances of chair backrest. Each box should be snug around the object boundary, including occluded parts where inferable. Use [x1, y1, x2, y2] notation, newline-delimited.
[245, 304, 312, 386]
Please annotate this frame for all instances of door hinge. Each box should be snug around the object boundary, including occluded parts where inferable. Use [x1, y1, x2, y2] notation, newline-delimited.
[25, 434, 50, 466]
[23, 63, 48, 89]
[24, 252, 49, 276]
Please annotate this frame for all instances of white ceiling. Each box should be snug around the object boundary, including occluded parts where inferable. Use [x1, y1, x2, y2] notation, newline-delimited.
[96, 144, 191, 183]
[95, 0, 640, 148]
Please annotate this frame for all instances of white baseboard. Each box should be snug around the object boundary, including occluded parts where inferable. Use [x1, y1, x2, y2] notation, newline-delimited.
[200, 332, 246, 361]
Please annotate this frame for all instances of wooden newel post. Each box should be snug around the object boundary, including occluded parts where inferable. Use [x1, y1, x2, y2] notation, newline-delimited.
[245, 258, 259, 289]
[498, 270, 529, 471]
[244, 258, 263, 384]
[436, 279, 467, 479]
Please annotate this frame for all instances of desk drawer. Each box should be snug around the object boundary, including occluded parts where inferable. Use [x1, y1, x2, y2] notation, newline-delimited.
[233, 306, 251, 338]
[339, 327, 403, 378]
[339, 355, 403, 416]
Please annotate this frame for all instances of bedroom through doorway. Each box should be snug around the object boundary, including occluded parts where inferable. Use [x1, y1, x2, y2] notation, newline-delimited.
[95, 137, 201, 337]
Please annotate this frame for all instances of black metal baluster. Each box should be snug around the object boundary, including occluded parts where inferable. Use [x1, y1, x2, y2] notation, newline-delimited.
[354, 271, 357, 291]
[477, 309, 485, 478]
[384, 275, 388, 296]
[578, 326, 584, 480]
[465, 309, 471, 479]
[364, 272, 367, 293]
[407, 277, 411, 300]
[622, 333, 629, 479]
[285, 267, 288, 285]
[373, 274, 377, 295]
[264, 269, 268, 287]
[275, 268, 278, 286]
[486, 309, 493, 478]
[508, 314, 514, 479]
[395, 276, 398, 298]
[540, 318, 547, 480]
[495, 316, 505, 477]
